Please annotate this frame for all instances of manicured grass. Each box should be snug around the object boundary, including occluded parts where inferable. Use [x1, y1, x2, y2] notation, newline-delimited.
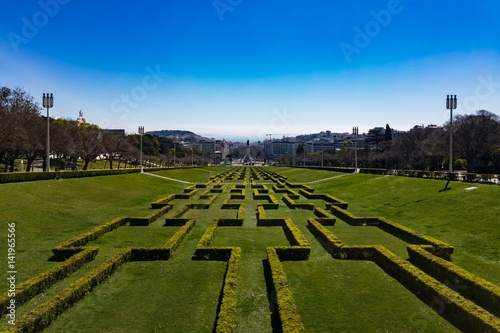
[300, 170, 500, 285]
[45, 259, 227, 333]
[151, 166, 233, 182]
[0, 173, 185, 291]
[1, 166, 498, 332]
[273, 166, 345, 182]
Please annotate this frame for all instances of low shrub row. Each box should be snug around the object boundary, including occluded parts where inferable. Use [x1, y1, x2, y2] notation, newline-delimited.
[0, 168, 143, 184]
[285, 189, 300, 199]
[327, 205, 454, 259]
[164, 218, 196, 255]
[0, 247, 98, 316]
[150, 193, 176, 208]
[284, 181, 304, 189]
[375, 217, 454, 259]
[257, 205, 267, 220]
[128, 204, 173, 226]
[131, 219, 196, 261]
[170, 205, 190, 219]
[52, 217, 128, 258]
[214, 247, 241, 333]
[306, 220, 500, 331]
[8, 249, 132, 333]
[197, 219, 219, 248]
[256, 214, 310, 260]
[211, 188, 224, 193]
[164, 218, 191, 226]
[266, 247, 306, 333]
[282, 194, 315, 211]
[194, 220, 235, 259]
[283, 218, 309, 248]
[407, 245, 500, 318]
[175, 188, 198, 199]
[272, 184, 288, 193]
[372, 246, 500, 332]
[237, 204, 245, 219]
[298, 189, 348, 209]
[313, 206, 335, 220]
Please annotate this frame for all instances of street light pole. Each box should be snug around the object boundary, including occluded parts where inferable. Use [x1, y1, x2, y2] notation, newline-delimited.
[138, 126, 144, 172]
[446, 95, 457, 173]
[42, 93, 53, 172]
[353, 127, 358, 171]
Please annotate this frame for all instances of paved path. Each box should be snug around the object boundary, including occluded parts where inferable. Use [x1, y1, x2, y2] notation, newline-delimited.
[142, 172, 195, 184]
[306, 172, 355, 184]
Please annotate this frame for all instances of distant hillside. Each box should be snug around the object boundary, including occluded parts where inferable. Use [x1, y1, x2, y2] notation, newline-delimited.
[146, 129, 202, 142]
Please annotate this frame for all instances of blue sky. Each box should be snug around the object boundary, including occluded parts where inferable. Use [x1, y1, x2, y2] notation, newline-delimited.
[1, 1, 499, 141]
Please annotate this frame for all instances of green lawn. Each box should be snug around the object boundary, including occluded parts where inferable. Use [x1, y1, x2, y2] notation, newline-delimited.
[0, 166, 498, 332]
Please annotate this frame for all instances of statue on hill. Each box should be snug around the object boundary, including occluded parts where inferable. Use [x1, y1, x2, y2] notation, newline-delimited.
[77, 110, 86, 126]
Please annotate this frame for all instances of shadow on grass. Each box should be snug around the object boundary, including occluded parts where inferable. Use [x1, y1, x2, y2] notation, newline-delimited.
[262, 259, 283, 333]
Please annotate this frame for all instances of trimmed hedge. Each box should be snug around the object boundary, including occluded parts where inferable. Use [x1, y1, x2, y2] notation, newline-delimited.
[197, 219, 219, 247]
[266, 247, 306, 333]
[237, 204, 245, 219]
[165, 218, 196, 255]
[376, 217, 454, 259]
[306, 220, 500, 332]
[128, 204, 173, 226]
[8, 249, 132, 333]
[150, 194, 175, 209]
[52, 217, 128, 258]
[298, 189, 348, 209]
[327, 205, 454, 259]
[0, 168, 142, 184]
[175, 188, 199, 199]
[407, 245, 500, 318]
[170, 204, 190, 219]
[215, 247, 241, 333]
[0, 247, 98, 316]
[372, 246, 500, 333]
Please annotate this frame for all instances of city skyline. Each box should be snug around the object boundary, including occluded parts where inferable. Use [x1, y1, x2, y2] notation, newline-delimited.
[1, 1, 499, 141]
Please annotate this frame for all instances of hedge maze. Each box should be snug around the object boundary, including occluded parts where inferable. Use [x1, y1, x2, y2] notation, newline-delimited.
[1, 167, 500, 332]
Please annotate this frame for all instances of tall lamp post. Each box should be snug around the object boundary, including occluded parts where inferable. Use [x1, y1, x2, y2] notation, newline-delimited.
[138, 126, 144, 172]
[446, 95, 457, 173]
[353, 127, 358, 171]
[42, 93, 53, 172]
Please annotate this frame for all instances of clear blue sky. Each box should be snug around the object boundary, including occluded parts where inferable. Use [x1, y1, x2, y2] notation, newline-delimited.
[1, 1, 499, 141]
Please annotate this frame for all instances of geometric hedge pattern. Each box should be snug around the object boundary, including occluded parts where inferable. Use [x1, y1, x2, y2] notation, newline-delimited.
[1, 166, 499, 332]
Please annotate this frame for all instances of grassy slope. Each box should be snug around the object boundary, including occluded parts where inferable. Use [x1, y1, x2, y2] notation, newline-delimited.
[277, 167, 500, 285]
[0, 166, 498, 332]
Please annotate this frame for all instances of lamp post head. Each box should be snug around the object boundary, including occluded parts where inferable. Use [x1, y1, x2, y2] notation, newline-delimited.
[42, 93, 54, 108]
[446, 94, 457, 110]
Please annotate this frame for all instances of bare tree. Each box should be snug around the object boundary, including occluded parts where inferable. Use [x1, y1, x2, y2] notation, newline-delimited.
[453, 110, 500, 173]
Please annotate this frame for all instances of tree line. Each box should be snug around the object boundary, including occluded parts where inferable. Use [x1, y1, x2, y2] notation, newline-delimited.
[0, 86, 202, 172]
[280, 113, 500, 174]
